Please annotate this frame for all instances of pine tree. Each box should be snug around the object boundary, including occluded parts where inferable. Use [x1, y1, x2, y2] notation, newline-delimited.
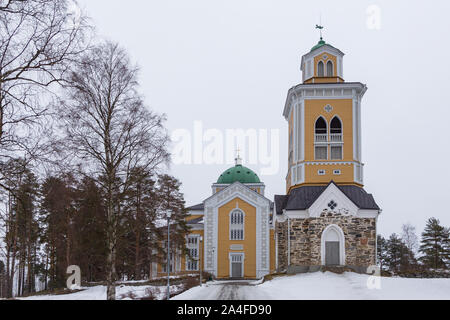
[155, 174, 189, 274]
[120, 167, 158, 280]
[72, 177, 108, 283]
[377, 235, 388, 271]
[419, 218, 450, 270]
[385, 233, 416, 273]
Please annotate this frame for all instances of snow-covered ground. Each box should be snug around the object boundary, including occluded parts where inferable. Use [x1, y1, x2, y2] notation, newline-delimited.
[173, 272, 450, 300]
[16, 272, 450, 300]
[19, 284, 183, 300]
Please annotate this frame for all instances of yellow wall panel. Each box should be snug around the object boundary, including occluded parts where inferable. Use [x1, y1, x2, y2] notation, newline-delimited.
[304, 98, 354, 163]
[217, 198, 257, 279]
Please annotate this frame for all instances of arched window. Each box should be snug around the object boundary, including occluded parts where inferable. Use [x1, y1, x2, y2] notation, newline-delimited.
[230, 210, 244, 240]
[330, 117, 342, 135]
[315, 117, 327, 135]
[327, 61, 334, 77]
[330, 116, 343, 159]
[317, 61, 324, 77]
[315, 117, 328, 160]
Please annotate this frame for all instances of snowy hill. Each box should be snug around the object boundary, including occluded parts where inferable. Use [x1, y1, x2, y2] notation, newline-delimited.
[16, 272, 450, 300]
[19, 283, 183, 300]
[173, 272, 450, 300]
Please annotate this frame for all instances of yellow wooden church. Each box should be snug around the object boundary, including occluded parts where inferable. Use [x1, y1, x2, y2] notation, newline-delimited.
[153, 33, 380, 279]
[153, 153, 276, 279]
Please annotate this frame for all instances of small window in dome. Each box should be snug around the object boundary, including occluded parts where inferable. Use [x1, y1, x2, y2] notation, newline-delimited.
[237, 171, 241, 174]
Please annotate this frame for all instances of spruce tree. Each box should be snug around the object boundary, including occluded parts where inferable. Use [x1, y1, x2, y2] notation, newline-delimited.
[377, 235, 388, 271]
[156, 174, 189, 273]
[419, 218, 450, 270]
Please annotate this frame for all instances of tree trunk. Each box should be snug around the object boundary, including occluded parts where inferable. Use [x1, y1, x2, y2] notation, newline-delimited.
[106, 187, 117, 300]
[135, 184, 141, 280]
[106, 240, 116, 300]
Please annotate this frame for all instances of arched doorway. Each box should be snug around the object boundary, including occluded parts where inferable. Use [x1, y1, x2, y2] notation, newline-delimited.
[321, 225, 345, 266]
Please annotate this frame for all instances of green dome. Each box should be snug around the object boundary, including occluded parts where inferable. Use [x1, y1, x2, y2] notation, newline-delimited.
[217, 164, 261, 184]
[311, 39, 327, 52]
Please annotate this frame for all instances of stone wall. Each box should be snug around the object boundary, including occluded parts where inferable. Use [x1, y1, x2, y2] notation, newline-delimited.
[275, 220, 288, 272]
[278, 211, 376, 273]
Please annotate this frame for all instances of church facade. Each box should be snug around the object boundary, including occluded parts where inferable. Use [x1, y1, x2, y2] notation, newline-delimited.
[154, 155, 276, 280]
[153, 36, 380, 279]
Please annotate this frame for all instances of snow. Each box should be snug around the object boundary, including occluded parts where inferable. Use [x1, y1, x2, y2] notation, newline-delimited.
[16, 272, 450, 300]
[173, 272, 450, 300]
[19, 284, 183, 301]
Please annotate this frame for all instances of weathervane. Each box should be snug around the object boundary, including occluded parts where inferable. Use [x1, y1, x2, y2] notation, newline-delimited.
[316, 24, 324, 41]
[235, 147, 242, 166]
[316, 14, 324, 40]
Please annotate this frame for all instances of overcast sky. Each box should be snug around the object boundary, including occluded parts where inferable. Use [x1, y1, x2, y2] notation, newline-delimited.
[78, 0, 450, 237]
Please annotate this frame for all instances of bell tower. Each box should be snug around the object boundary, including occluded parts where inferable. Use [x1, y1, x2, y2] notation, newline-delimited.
[284, 33, 367, 192]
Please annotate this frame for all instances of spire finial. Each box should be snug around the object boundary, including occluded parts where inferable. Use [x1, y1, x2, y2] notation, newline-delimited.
[316, 24, 324, 41]
[235, 147, 243, 166]
[316, 14, 324, 41]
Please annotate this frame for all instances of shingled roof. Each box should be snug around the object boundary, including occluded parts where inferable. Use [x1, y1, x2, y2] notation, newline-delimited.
[187, 217, 204, 225]
[275, 182, 380, 215]
[187, 203, 204, 211]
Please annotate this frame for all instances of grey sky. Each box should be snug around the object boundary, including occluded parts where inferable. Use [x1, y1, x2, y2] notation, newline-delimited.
[78, 0, 450, 237]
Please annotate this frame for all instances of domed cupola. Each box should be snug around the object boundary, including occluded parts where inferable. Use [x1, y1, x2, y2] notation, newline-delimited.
[212, 153, 265, 195]
[217, 156, 261, 184]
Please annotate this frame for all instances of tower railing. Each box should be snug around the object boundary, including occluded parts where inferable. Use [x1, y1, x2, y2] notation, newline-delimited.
[315, 134, 327, 142]
[330, 133, 343, 142]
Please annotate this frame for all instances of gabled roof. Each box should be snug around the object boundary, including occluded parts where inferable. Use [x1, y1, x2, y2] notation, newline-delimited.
[186, 203, 204, 211]
[204, 180, 271, 206]
[274, 195, 289, 216]
[187, 217, 204, 225]
[275, 182, 380, 215]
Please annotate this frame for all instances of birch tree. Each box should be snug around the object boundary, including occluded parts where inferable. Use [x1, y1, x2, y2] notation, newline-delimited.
[0, 0, 89, 191]
[57, 42, 169, 300]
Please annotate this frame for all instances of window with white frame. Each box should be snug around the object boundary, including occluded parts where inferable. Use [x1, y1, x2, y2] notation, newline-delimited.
[315, 146, 328, 160]
[318, 61, 325, 77]
[314, 115, 345, 161]
[330, 117, 343, 141]
[331, 145, 343, 160]
[327, 61, 334, 77]
[186, 236, 199, 271]
[230, 210, 244, 240]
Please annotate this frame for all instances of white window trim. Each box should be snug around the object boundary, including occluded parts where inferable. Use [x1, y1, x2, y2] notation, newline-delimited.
[321, 224, 346, 266]
[326, 60, 334, 77]
[186, 235, 200, 271]
[315, 145, 328, 161]
[330, 144, 344, 161]
[229, 209, 245, 241]
[317, 61, 325, 77]
[228, 252, 245, 278]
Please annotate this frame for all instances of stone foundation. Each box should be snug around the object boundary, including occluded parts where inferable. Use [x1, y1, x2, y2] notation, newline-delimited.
[276, 211, 376, 274]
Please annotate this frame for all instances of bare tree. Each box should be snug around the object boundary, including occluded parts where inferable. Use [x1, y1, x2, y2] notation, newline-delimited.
[0, 0, 89, 191]
[402, 223, 419, 255]
[57, 42, 170, 300]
